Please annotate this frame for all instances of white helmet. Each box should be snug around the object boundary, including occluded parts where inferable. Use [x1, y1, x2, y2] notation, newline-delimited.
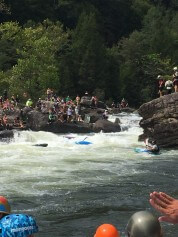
[173, 67, 177, 71]
[157, 75, 162, 79]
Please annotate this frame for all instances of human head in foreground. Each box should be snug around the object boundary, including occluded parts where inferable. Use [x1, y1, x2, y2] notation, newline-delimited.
[94, 223, 120, 237]
[126, 211, 162, 237]
[0, 196, 11, 219]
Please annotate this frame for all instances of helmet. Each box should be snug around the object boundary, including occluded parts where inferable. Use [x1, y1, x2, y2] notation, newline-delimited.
[0, 196, 11, 214]
[0, 214, 38, 237]
[157, 75, 162, 79]
[151, 140, 156, 145]
[173, 67, 177, 71]
[94, 224, 120, 237]
[126, 211, 161, 237]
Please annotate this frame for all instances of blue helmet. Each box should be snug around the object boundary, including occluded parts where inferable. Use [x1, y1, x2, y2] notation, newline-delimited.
[0, 214, 38, 237]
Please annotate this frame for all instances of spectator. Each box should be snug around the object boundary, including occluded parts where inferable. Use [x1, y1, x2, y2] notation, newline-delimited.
[165, 79, 173, 94]
[26, 98, 33, 107]
[157, 75, 165, 97]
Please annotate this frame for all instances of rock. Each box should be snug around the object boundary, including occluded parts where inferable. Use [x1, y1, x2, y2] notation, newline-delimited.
[114, 118, 121, 125]
[93, 119, 121, 133]
[121, 107, 136, 113]
[138, 93, 178, 148]
[25, 110, 93, 133]
[80, 96, 106, 109]
[0, 130, 14, 140]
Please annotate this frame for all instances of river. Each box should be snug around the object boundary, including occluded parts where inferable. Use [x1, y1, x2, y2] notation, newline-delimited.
[0, 112, 177, 237]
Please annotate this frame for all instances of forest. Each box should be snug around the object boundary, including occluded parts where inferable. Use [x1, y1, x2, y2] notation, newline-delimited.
[0, 0, 178, 106]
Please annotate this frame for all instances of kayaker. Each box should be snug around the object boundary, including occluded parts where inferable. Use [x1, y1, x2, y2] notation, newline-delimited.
[146, 139, 160, 154]
[94, 223, 120, 237]
[126, 211, 163, 237]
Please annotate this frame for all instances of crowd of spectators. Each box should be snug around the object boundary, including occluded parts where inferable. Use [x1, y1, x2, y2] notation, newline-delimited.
[158, 66, 178, 97]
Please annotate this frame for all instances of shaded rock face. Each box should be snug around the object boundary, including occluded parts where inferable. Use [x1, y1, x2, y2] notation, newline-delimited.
[138, 93, 178, 148]
[93, 119, 121, 133]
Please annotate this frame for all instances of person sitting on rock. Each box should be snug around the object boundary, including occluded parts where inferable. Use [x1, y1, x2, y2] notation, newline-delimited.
[13, 116, 21, 128]
[67, 106, 73, 122]
[26, 98, 33, 108]
[121, 98, 128, 108]
[2, 114, 11, 130]
[102, 110, 109, 120]
[48, 109, 56, 124]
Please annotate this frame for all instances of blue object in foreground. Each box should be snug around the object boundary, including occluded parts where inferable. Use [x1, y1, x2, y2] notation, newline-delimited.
[0, 214, 38, 237]
[75, 141, 92, 145]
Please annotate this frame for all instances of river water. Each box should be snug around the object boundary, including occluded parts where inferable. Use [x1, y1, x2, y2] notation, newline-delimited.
[0, 112, 178, 237]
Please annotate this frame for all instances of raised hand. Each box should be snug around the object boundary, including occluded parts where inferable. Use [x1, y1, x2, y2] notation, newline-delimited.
[150, 191, 178, 224]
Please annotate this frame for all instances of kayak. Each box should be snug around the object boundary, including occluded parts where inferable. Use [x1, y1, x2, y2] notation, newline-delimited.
[33, 143, 48, 147]
[134, 148, 160, 155]
[135, 148, 150, 153]
[75, 141, 92, 145]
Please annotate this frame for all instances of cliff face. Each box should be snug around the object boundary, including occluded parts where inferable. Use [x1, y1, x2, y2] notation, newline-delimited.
[138, 93, 178, 148]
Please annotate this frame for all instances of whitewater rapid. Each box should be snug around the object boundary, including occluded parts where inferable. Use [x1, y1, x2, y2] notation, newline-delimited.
[0, 112, 177, 237]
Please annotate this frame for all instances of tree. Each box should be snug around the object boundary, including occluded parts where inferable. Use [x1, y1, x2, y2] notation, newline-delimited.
[71, 11, 107, 95]
[0, 20, 68, 99]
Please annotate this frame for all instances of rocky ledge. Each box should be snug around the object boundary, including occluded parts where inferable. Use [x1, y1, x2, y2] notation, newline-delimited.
[138, 93, 178, 148]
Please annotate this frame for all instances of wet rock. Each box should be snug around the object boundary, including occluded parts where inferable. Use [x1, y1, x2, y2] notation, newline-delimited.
[138, 93, 178, 148]
[93, 119, 121, 133]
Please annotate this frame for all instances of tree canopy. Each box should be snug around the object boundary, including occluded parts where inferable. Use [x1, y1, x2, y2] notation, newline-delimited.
[0, 0, 177, 106]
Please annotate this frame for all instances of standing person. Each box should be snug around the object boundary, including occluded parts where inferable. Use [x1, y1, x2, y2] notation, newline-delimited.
[94, 224, 120, 237]
[165, 79, 173, 94]
[75, 95, 80, 105]
[157, 75, 165, 97]
[173, 71, 178, 92]
[150, 191, 178, 224]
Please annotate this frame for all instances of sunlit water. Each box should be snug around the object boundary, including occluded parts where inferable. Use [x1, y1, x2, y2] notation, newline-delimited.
[0, 112, 178, 237]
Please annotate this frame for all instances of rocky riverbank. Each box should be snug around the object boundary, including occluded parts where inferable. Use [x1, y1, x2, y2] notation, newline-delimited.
[138, 93, 178, 148]
[0, 99, 127, 140]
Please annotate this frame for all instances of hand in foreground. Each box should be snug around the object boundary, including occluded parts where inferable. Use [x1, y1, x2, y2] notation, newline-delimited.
[150, 191, 178, 224]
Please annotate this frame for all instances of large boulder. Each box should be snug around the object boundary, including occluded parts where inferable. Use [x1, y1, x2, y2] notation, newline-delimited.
[25, 110, 93, 133]
[93, 119, 121, 133]
[80, 96, 106, 109]
[138, 93, 178, 148]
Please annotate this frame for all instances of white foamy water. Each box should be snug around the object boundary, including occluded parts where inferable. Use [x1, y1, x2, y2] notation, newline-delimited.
[0, 112, 177, 237]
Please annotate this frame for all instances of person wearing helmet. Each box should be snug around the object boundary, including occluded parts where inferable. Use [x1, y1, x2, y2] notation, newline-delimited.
[150, 191, 178, 224]
[126, 211, 163, 237]
[165, 78, 173, 94]
[157, 75, 165, 97]
[0, 196, 11, 220]
[146, 139, 160, 154]
[94, 223, 120, 237]
[0, 213, 38, 237]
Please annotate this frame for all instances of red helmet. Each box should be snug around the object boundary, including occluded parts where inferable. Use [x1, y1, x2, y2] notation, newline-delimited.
[94, 224, 120, 237]
[0, 196, 11, 214]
